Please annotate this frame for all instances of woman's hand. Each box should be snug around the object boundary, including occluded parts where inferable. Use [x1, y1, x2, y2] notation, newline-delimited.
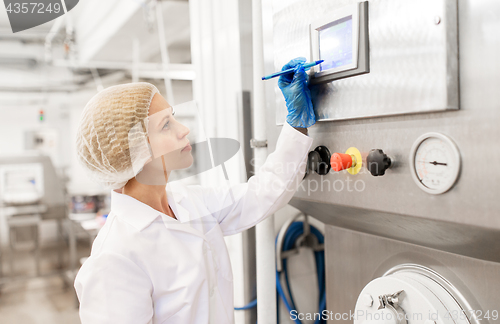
[278, 57, 316, 129]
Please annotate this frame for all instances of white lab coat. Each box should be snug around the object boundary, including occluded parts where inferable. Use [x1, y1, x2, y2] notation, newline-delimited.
[74, 122, 313, 324]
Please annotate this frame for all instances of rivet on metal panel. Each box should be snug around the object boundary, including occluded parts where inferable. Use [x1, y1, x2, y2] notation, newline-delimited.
[434, 16, 441, 25]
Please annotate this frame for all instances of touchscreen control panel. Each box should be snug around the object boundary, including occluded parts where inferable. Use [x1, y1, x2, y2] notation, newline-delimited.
[310, 1, 369, 83]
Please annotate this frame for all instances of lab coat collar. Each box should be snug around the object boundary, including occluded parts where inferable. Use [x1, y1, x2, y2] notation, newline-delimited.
[165, 182, 191, 223]
[110, 186, 184, 232]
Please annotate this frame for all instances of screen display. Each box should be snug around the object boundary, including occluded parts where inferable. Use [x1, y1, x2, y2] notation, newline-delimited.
[319, 15, 353, 71]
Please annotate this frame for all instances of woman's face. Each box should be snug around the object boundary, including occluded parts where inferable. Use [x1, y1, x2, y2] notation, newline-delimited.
[146, 93, 193, 171]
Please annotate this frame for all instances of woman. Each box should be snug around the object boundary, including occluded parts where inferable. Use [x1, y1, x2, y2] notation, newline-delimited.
[74, 57, 315, 324]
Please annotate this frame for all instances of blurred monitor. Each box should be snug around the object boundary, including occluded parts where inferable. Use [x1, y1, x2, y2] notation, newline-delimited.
[0, 163, 44, 205]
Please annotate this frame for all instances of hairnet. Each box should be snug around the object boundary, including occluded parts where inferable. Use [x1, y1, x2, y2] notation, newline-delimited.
[76, 82, 159, 189]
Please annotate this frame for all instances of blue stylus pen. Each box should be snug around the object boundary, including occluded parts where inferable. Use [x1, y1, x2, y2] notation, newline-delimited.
[261, 60, 324, 80]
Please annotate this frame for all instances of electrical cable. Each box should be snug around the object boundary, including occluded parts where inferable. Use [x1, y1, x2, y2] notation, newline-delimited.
[234, 298, 257, 311]
[276, 221, 326, 324]
[234, 220, 326, 324]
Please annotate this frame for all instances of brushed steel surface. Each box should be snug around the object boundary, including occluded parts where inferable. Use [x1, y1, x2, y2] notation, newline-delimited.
[289, 199, 500, 263]
[264, 0, 500, 233]
[273, 0, 459, 124]
[0, 155, 66, 220]
[287, 100, 500, 230]
[262, 0, 500, 320]
[325, 226, 500, 324]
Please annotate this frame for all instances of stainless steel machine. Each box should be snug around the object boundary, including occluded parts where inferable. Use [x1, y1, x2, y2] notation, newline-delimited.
[263, 0, 500, 321]
[0, 154, 67, 280]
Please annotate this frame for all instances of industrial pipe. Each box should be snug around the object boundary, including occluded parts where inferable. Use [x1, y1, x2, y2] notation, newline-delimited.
[252, 0, 277, 323]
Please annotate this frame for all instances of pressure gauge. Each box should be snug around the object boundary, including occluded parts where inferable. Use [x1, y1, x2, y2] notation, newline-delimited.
[409, 133, 461, 194]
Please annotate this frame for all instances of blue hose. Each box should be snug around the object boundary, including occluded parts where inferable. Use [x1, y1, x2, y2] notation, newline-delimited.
[235, 221, 326, 324]
[276, 222, 326, 324]
[234, 298, 257, 311]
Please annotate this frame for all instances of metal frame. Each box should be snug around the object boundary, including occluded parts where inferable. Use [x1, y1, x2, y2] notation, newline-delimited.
[272, 0, 459, 124]
[310, 3, 359, 76]
[309, 1, 369, 84]
[275, 213, 325, 272]
[409, 132, 461, 195]
[266, 0, 500, 320]
[7, 214, 42, 277]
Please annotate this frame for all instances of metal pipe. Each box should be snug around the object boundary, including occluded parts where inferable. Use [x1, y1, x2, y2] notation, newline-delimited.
[127, 69, 195, 81]
[155, 0, 176, 105]
[252, 0, 276, 322]
[61, 0, 77, 67]
[52, 60, 195, 80]
[52, 59, 193, 72]
[90, 68, 104, 92]
[44, 16, 65, 63]
[0, 85, 78, 93]
[132, 38, 140, 83]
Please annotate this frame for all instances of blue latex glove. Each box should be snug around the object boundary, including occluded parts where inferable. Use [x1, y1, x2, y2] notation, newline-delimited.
[278, 57, 316, 128]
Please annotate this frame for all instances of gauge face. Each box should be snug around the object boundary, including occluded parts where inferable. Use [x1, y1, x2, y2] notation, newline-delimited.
[410, 133, 461, 194]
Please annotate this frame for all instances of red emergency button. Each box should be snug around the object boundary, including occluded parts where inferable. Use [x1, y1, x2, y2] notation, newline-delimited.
[330, 153, 353, 172]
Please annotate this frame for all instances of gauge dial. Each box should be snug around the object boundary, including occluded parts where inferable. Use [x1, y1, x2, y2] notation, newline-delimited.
[410, 133, 461, 194]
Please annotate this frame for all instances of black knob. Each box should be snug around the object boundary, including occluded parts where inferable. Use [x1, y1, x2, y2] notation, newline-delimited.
[307, 151, 321, 175]
[366, 149, 392, 176]
[306, 146, 331, 177]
